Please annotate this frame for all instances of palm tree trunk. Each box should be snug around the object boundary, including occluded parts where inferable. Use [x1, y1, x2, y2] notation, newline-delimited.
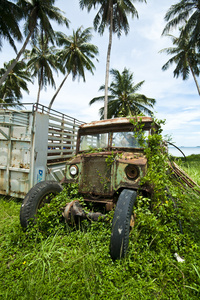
[104, 0, 113, 120]
[2, 93, 7, 102]
[37, 71, 43, 104]
[0, 29, 34, 86]
[48, 71, 70, 109]
[189, 64, 200, 96]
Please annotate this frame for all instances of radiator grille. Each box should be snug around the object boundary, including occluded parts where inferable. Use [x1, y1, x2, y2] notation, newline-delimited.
[79, 156, 112, 195]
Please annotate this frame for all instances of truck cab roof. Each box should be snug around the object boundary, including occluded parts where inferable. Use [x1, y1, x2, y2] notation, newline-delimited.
[78, 117, 158, 135]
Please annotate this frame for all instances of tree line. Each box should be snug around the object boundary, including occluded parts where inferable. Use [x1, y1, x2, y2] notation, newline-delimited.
[0, 0, 199, 119]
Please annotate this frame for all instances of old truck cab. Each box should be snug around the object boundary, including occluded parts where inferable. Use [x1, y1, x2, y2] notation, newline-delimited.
[20, 116, 158, 261]
[64, 117, 157, 204]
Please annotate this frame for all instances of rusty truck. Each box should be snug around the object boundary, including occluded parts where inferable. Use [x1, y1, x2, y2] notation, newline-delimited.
[20, 116, 160, 260]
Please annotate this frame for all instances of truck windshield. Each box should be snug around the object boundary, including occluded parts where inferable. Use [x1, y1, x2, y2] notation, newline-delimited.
[79, 131, 148, 151]
[80, 133, 109, 151]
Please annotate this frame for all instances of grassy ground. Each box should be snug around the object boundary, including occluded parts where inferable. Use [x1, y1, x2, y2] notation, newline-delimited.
[0, 155, 200, 299]
[174, 154, 200, 186]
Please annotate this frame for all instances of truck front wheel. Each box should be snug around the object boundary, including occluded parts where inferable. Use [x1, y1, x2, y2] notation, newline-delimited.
[20, 181, 63, 228]
[110, 189, 137, 260]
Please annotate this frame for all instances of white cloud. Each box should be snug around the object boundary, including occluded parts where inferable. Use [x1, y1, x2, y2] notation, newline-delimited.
[1, 0, 199, 147]
[161, 109, 200, 129]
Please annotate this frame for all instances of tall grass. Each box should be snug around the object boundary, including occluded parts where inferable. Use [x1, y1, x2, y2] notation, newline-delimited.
[0, 156, 200, 299]
[175, 154, 200, 186]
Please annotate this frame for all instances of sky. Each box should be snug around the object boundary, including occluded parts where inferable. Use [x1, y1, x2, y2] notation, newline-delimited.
[1, 0, 200, 147]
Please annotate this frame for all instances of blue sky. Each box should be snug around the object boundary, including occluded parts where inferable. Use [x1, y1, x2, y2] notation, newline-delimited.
[1, 0, 200, 147]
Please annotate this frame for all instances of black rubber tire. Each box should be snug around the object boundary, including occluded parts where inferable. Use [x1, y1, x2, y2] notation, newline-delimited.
[20, 181, 63, 228]
[110, 189, 137, 260]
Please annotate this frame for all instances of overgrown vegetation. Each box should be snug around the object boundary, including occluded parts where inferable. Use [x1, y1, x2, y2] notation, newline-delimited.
[0, 129, 200, 299]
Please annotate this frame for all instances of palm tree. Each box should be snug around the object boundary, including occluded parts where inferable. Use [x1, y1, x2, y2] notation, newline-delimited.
[48, 27, 99, 109]
[25, 36, 59, 103]
[0, 60, 32, 105]
[0, 0, 23, 53]
[160, 32, 200, 95]
[89, 68, 155, 119]
[163, 0, 200, 48]
[80, 0, 146, 119]
[0, 0, 69, 86]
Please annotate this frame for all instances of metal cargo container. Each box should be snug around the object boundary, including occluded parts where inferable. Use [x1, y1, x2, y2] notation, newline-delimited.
[0, 103, 84, 198]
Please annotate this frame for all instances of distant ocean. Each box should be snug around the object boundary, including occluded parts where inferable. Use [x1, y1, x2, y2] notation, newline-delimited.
[168, 147, 200, 157]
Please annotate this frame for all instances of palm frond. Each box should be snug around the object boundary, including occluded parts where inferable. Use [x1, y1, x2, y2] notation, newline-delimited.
[90, 67, 155, 118]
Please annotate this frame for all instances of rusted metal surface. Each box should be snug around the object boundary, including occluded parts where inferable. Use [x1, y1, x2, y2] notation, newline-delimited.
[0, 110, 33, 197]
[65, 117, 154, 205]
[79, 155, 113, 196]
[78, 117, 152, 145]
[117, 152, 147, 165]
[65, 151, 147, 199]
[79, 116, 155, 131]
[63, 200, 105, 222]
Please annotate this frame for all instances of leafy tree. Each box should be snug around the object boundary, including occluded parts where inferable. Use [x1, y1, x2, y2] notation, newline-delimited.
[160, 31, 200, 95]
[163, 0, 200, 48]
[48, 27, 99, 109]
[25, 36, 59, 103]
[80, 0, 146, 119]
[0, 0, 23, 52]
[0, 60, 32, 105]
[89, 67, 155, 119]
[0, 0, 69, 86]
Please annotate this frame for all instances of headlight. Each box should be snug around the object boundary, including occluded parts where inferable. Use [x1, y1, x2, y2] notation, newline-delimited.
[125, 165, 139, 180]
[69, 165, 79, 177]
